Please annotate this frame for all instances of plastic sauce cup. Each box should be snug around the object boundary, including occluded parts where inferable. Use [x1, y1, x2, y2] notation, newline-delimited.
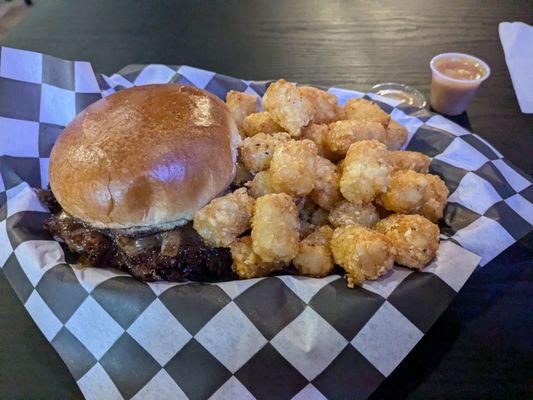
[430, 53, 490, 115]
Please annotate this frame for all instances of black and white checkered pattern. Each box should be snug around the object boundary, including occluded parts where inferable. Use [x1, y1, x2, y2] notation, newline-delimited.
[0, 47, 531, 400]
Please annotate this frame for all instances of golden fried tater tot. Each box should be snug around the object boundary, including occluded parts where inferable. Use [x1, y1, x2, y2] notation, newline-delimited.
[299, 86, 339, 124]
[193, 188, 255, 247]
[377, 170, 448, 222]
[270, 139, 318, 197]
[293, 225, 335, 277]
[342, 98, 391, 126]
[238, 132, 290, 173]
[385, 120, 408, 150]
[420, 174, 449, 222]
[231, 236, 285, 279]
[301, 124, 341, 161]
[303, 224, 334, 244]
[326, 120, 387, 156]
[331, 225, 395, 287]
[328, 200, 379, 228]
[339, 140, 392, 204]
[374, 214, 439, 269]
[242, 112, 285, 137]
[226, 90, 259, 132]
[262, 79, 315, 137]
[251, 193, 299, 262]
[334, 105, 347, 121]
[377, 170, 425, 214]
[310, 156, 341, 210]
[390, 150, 430, 173]
[245, 170, 276, 198]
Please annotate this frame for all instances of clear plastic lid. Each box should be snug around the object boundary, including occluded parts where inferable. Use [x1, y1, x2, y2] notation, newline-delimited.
[369, 83, 427, 108]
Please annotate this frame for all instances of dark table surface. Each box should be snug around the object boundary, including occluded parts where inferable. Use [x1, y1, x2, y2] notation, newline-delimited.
[1, 1, 532, 399]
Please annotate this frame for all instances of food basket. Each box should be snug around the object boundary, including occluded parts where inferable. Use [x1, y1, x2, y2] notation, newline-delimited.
[0, 47, 531, 400]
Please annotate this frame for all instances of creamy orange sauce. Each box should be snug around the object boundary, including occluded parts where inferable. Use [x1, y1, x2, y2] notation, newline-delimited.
[434, 57, 486, 80]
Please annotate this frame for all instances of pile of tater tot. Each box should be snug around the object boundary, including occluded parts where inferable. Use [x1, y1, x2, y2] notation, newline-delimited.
[193, 80, 449, 287]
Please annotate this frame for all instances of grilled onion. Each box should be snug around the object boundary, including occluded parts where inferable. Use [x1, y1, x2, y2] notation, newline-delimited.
[160, 230, 182, 257]
[116, 234, 161, 257]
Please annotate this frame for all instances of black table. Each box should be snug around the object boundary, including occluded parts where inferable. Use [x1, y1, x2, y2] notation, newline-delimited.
[1, 1, 531, 399]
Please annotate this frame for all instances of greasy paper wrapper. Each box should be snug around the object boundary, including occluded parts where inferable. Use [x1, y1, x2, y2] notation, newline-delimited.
[0, 47, 531, 400]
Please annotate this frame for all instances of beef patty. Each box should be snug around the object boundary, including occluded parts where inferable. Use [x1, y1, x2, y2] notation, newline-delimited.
[37, 189, 235, 282]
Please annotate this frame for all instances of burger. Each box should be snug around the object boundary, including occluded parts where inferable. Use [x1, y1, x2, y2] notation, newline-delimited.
[38, 84, 241, 282]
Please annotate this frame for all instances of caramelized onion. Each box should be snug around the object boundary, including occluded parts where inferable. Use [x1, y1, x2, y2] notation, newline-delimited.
[116, 234, 161, 256]
[160, 230, 182, 257]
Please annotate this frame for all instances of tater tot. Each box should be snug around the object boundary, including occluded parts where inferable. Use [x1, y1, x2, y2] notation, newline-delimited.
[293, 225, 335, 277]
[331, 225, 395, 287]
[374, 214, 439, 269]
[420, 174, 449, 222]
[242, 112, 284, 137]
[342, 98, 391, 127]
[238, 132, 290, 173]
[251, 193, 299, 262]
[385, 120, 408, 150]
[262, 79, 315, 137]
[231, 236, 285, 279]
[302, 224, 334, 245]
[326, 120, 387, 156]
[299, 86, 339, 124]
[310, 156, 341, 210]
[377, 170, 426, 214]
[328, 200, 379, 228]
[339, 140, 392, 204]
[301, 124, 341, 161]
[390, 150, 430, 173]
[226, 90, 259, 131]
[333, 105, 347, 121]
[245, 170, 276, 198]
[270, 139, 318, 197]
[193, 188, 255, 247]
[377, 170, 448, 222]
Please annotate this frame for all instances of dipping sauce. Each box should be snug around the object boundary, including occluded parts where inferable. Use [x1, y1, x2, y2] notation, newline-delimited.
[433, 57, 486, 80]
[430, 53, 490, 115]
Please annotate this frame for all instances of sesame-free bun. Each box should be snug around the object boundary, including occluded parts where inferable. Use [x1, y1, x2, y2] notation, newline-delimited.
[49, 84, 240, 233]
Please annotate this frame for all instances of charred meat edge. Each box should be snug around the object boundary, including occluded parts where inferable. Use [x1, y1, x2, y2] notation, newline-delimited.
[36, 188, 235, 282]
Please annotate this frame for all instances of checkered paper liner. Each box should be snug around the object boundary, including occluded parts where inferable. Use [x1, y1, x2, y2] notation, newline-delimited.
[0, 47, 531, 400]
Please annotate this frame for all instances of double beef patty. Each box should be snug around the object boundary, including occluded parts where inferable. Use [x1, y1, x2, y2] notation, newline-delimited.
[37, 189, 234, 282]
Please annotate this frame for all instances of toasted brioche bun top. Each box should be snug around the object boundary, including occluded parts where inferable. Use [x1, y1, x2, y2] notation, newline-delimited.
[49, 84, 240, 233]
